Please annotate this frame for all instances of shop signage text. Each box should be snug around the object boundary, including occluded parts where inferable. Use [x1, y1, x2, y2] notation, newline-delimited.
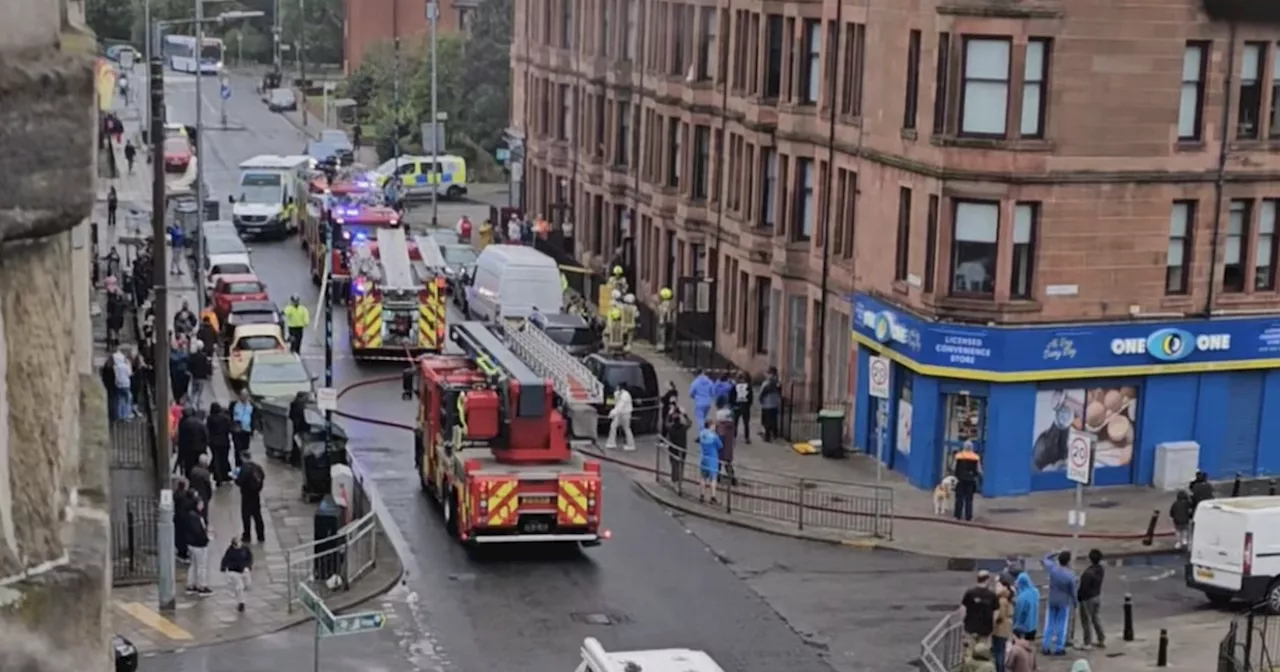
[850, 293, 1280, 378]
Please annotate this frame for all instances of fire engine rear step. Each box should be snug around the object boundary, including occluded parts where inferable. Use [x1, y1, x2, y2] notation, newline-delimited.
[500, 319, 604, 405]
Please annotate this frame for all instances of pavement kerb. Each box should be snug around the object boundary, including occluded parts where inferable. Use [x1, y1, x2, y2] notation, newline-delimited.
[140, 558, 405, 655]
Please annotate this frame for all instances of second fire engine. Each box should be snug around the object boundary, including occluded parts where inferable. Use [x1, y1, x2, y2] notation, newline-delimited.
[346, 228, 448, 359]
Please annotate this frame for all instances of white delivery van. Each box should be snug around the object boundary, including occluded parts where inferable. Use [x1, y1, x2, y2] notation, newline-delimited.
[576, 637, 725, 672]
[1186, 496, 1280, 612]
[465, 244, 563, 322]
[230, 155, 310, 239]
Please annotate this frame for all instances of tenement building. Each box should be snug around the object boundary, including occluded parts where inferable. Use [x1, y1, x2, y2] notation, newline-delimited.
[509, 0, 1280, 496]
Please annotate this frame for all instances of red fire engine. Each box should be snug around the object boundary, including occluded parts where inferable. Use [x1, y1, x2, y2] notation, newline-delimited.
[306, 197, 402, 289]
[346, 228, 448, 359]
[414, 321, 609, 546]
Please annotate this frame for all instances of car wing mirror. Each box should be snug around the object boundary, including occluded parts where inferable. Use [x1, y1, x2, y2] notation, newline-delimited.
[228, 195, 235, 204]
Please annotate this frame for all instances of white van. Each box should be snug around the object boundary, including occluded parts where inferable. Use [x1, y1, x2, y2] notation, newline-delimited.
[465, 245, 562, 322]
[1186, 496, 1280, 612]
[231, 155, 310, 239]
[576, 638, 725, 672]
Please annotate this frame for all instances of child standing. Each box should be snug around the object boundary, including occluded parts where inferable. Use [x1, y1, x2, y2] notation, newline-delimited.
[1170, 490, 1194, 549]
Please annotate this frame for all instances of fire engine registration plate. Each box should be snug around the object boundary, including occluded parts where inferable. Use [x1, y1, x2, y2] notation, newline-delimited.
[521, 496, 553, 506]
[1196, 566, 1215, 580]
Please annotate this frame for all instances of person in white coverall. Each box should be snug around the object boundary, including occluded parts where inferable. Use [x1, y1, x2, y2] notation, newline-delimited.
[607, 382, 636, 451]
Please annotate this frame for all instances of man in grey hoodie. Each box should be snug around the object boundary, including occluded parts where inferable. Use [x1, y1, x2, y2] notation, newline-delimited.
[758, 367, 781, 442]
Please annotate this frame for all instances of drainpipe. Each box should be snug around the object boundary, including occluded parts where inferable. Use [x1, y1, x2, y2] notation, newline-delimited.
[813, 0, 845, 407]
[709, 0, 735, 346]
[1204, 22, 1236, 317]
[629, 0, 647, 274]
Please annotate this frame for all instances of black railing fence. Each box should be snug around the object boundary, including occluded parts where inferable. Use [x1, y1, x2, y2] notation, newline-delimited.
[111, 495, 160, 585]
[1221, 609, 1280, 672]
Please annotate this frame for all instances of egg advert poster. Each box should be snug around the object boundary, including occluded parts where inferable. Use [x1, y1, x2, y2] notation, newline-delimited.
[1031, 386, 1137, 473]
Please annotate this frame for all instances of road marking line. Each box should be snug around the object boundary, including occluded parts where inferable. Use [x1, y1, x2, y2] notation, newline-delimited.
[115, 601, 194, 641]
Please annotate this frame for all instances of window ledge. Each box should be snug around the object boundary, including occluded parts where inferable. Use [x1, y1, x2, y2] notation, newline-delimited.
[931, 295, 1043, 317]
[891, 280, 911, 296]
[1173, 140, 1206, 153]
[931, 135, 1054, 152]
[901, 128, 918, 142]
[838, 114, 864, 128]
[1228, 139, 1280, 153]
[1158, 295, 1196, 312]
[1213, 292, 1280, 307]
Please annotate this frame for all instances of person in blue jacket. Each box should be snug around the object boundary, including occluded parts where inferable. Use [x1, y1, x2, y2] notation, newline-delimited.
[689, 369, 716, 429]
[712, 372, 734, 407]
[1041, 550, 1078, 656]
[697, 418, 722, 504]
[1012, 571, 1040, 641]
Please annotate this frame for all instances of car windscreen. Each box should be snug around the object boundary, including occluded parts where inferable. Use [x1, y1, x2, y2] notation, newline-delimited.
[544, 326, 595, 347]
[601, 362, 659, 398]
[251, 360, 309, 383]
[226, 282, 264, 294]
[441, 246, 477, 266]
[234, 336, 281, 351]
[239, 172, 283, 204]
[229, 311, 277, 325]
[163, 138, 188, 154]
[211, 263, 252, 276]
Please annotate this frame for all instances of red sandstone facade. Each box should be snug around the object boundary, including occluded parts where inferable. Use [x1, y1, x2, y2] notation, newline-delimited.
[510, 0, 1280, 400]
[343, 0, 468, 73]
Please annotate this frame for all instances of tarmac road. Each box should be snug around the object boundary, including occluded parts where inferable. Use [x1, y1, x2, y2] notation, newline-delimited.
[154, 71, 835, 672]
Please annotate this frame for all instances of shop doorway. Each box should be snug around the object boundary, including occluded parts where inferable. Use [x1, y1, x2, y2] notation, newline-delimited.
[941, 393, 986, 478]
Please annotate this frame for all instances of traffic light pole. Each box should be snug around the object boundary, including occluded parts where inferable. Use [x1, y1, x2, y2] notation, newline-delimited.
[428, 0, 440, 227]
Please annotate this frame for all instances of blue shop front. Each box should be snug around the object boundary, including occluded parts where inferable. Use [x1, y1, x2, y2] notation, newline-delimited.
[850, 293, 1280, 496]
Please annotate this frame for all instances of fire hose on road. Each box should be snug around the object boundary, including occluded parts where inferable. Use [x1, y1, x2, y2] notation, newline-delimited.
[332, 375, 1173, 542]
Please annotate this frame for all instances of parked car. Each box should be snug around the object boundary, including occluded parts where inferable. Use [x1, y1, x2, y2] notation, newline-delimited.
[225, 323, 287, 386]
[211, 273, 269, 323]
[245, 351, 315, 402]
[222, 299, 281, 343]
[163, 136, 192, 173]
[440, 243, 478, 295]
[583, 352, 662, 435]
[530, 312, 600, 357]
[266, 87, 297, 112]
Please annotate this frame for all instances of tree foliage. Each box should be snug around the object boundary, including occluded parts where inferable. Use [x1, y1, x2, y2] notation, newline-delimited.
[86, 0, 135, 43]
[351, 0, 513, 177]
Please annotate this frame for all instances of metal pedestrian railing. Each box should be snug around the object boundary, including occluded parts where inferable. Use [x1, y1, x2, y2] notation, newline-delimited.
[1220, 609, 1280, 672]
[283, 512, 379, 613]
[111, 495, 160, 585]
[109, 415, 153, 469]
[653, 437, 894, 539]
[919, 609, 966, 672]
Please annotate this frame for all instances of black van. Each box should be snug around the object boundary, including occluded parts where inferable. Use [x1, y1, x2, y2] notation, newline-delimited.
[582, 353, 661, 435]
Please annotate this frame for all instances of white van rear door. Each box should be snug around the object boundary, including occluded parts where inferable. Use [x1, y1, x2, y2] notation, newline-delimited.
[1190, 505, 1249, 591]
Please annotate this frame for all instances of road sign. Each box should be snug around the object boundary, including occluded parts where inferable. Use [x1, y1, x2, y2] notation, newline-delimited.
[297, 583, 336, 633]
[220, 82, 231, 100]
[316, 387, 337, 411]
[868, 356, 891, 399]
[324, 611, 387, 637]
[1066, 429, 1095, 485]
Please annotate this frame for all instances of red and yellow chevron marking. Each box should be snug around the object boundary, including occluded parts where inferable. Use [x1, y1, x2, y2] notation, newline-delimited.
[483, 480, 518, 527]
[432, 278, 446, 344]
[556, 479, 591, 527]
[418, 285, 440, 351]
[352, 295, 384, 349]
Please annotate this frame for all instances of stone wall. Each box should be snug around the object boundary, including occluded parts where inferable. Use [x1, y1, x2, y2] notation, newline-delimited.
[0, 0, 111, 668]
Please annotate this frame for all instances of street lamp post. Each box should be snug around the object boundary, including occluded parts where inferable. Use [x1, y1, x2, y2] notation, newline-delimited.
[428, 0, 440, 227]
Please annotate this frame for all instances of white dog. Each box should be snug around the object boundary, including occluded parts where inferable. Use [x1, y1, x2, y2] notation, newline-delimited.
[933, 475, 959, 515]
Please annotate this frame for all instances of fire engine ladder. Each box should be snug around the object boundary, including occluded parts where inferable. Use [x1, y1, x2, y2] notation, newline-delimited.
[500, 318, 604, 406]
[409, 233, 445, 280]
[348, 239, 382, 282]
[375, 227, 416, 289]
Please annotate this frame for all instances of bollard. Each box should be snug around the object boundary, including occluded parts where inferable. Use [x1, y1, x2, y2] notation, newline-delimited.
[1142, 509, 1159, 546]
[1156, 628, 1169, 667]
[1270, 479, 1277, 496]
[1232, 472, 1243, 497]
[1123, 593, 1135, 641]
[401, 367, 415, 400]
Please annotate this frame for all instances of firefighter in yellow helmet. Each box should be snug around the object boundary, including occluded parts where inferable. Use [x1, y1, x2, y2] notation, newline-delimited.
[604, 306, 627, 352]
[478, 218, 494, 249]
[655, 287, 675, 352]
[607, 265, 629, 296]
[620, 293, 639, 348]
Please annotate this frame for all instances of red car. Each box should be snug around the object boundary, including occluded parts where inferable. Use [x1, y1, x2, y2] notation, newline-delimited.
[163, 136, 192, 173]
[212, 274, 269, 322]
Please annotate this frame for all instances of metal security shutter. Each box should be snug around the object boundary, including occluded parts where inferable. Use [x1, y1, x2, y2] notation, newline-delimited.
[1218, 372, 1264, 478]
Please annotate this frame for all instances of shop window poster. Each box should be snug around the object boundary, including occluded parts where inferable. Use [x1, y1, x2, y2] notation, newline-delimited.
[1031, 386, 1137, 472]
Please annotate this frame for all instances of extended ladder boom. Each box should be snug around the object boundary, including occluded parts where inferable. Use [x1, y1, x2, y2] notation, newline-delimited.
[501, 318, 604, 405]
[375, 228, 416, 289]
